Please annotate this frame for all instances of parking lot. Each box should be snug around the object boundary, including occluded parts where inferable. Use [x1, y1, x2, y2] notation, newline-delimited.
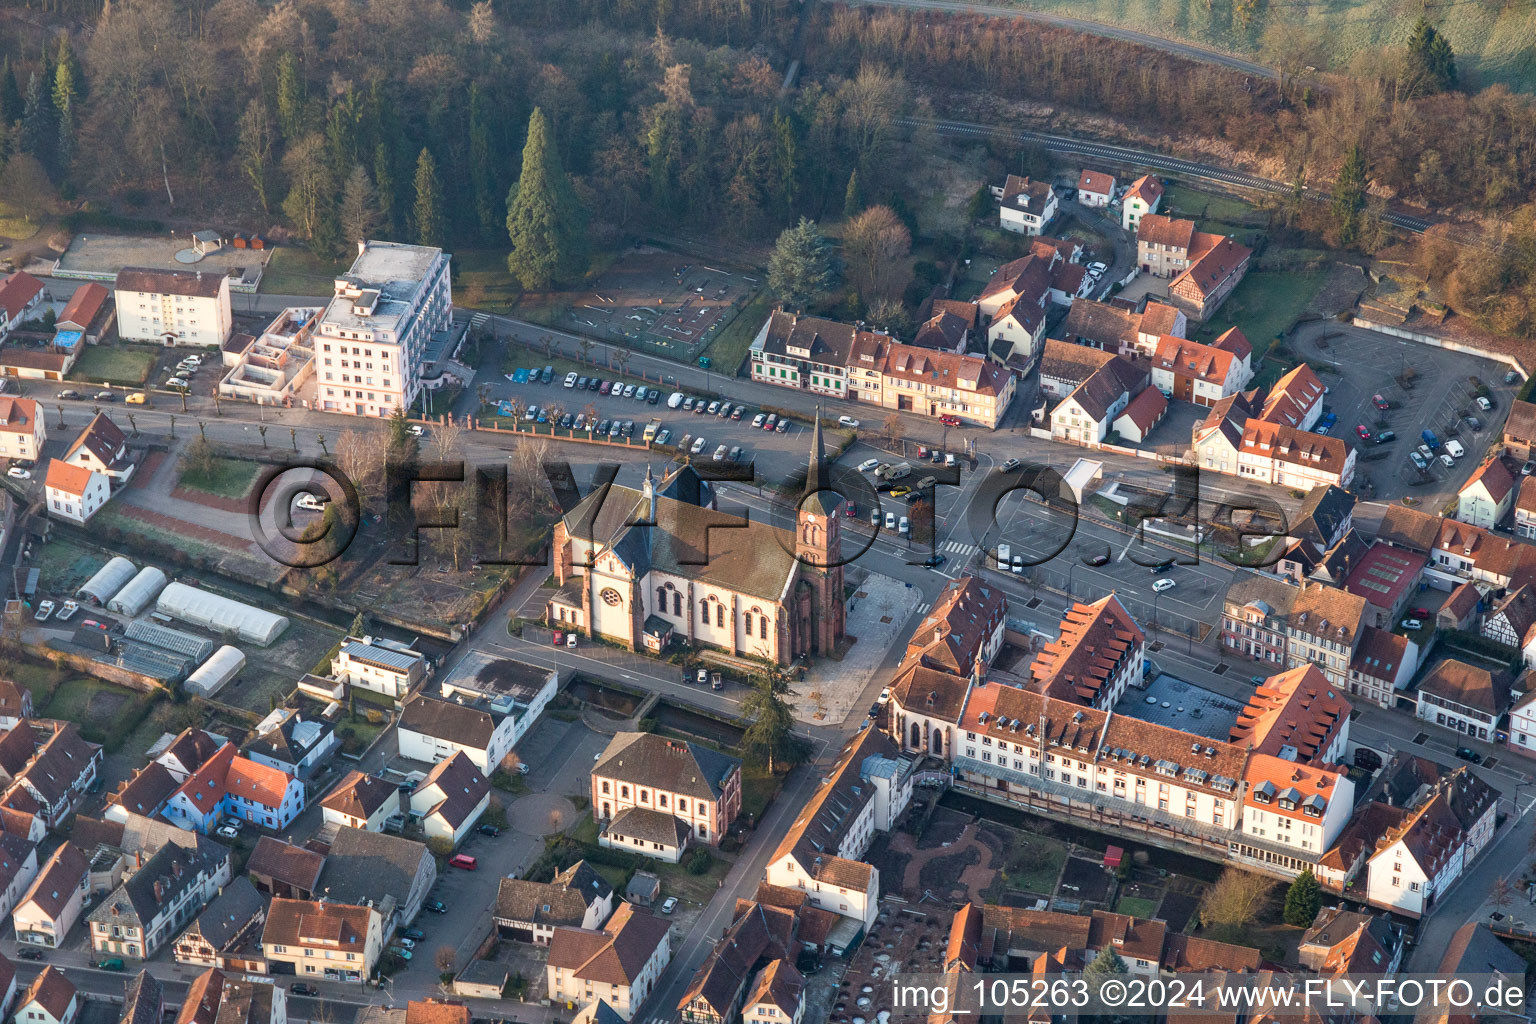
[1294, 321, 1524, 502]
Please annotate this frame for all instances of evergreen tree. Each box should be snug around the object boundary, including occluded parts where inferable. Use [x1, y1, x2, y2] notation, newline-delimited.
[741, 672, 804, 775]
[1283, 868, 1323, 927]
[1407, 17, 1458, 95]
[467, 85, 499, 238]
[0, 61, 22, 127]
[411, 147, 444, 248]
[843, 168, 864, 219]
[339, 163, 380, 245]
[505, 107, 586, 290]
[275, 53, 305, 140]
[1331, 143, 1368, 247]
[1084, 946, 1128, 977]
[374, 142, 399, 237]
[767, 218, 837, 311]
[50, 36, 77, 118]
[324, 87, 362, 183]
[19, 71, 52, 161]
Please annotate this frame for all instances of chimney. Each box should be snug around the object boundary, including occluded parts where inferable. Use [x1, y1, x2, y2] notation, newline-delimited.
[153, 880, 164, 904]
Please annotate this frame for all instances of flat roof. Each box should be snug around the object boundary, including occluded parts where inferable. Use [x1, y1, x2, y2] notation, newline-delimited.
[1113, 673, 1244, 741]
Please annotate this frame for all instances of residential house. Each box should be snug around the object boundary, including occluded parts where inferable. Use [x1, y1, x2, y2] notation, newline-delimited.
[13, 843, 88, 948]
[1077, 170, 1115, 208]
[600, 807, 691, 864]
[1346, 626, 1419, 709]
[243, 708, 337, 777]
[1415, 659, 1510, 741]
[15, 968, 75, 1024]
[1258, 364, 1326, 432]
[313, 240, 453, 417]
[321, 772, 401, 832]
[741, 960, 804, 1024]
[1483, 585, 1536, 650]
[106, 764, 181, 824]
[910, 310, 970, 354]
[1149, 334, 1249, 406]
[1426, 517, 1536, 592]
[0, 682, 30, 734]
[172, 876, 266, 973]
[261, 898, 384, 982]
[161, 745, 304, 833]
[1292, 485, 1356, 552]
[0, 720, 102, 831]
[1236, 422, 1356, 490]
[0, 272, 44, 342]
[1457, 458, 1517, 529]
[88, 838, 228, 960]
[315, 827, 436, 930]
[1297, 907, 1404, 976]
[980, 249, 1087, 366]
[1048, 355, 1148, 444]
[114, 267, 232, 347]
[69, 813, 229, 909]
[62, 413, 134, 483]
[1170, 236, 1252, 320]
[1503, 400, 1536, 461]
[155, 730, 226, 782]
[546, 903, 673, 1020]
[764, 728, 913, 927]
[878, 344, 1015, 428]
[1038, 338, 1119, 400]
[901, 575, 1008, 680]
[1113, 386, 1168, 442]
[494, 860, 615, 944]
[1222, 576, 1368, 692]
[1137, 215, 1199, 277]
[1191, 391, 1261, 477]
[678, 899, 800, 1023]
[1515, 477, 1536, 539]
[206, 977, 284, 1024]
[0, 398, 45, 464]
[748, 311, 874, 399]
[398, 694, 517, 774]
[1030, 594, 1145, 709]
[995, 175, 1058, 235]
[55, 283, 114, 343]
[1439, 582, 1482, 632]
[331, 635, 427, 698]
[1506, 689, 1536, 758]
[408, 752, 489, 847]
[436, 661, 556, 756]
[43, 460, 109, 524]
[592, 733, 742, 847]
[1120, 175, 1163, 231]
[1056, 298, 1185, 358]
[1375, 505, 1444, 555]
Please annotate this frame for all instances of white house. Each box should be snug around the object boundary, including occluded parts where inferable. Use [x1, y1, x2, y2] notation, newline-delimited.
[397, 694, 518, 774]
[331, 636, 426, 698]
[43, 460, 109, 524]
[14, 967, 75, 1024]
[1121, 175, 1164, 231]
[1076, 170, 1115, 209]
[0, 398, 45, 464]
[743, 961, 805, 1024]
[114, 267, 232, 347]
[546, 905, 672, 1021]
[320, 771, 401, 832]
[13, 844, 88, 949]
[494, 860, 614, 944]
[995, 175, 1058, 236]
[1457, 459, 1517, 529]
[1414, 659, 1511, 742]
[62, 414, 135, 483]
[1049, 357, 1148, 445]
[1363, 762, 1495, 917]
[407, 752, 488, 847]
[0, 272, 45, 342]
[243, 708, 338, 777]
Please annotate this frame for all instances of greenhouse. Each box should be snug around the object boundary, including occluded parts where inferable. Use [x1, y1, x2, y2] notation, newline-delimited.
[107, 567, 168, 616]
[155, 583, 290, 646]
[185, 646, 245, 697]
[76, 557, 136, 606]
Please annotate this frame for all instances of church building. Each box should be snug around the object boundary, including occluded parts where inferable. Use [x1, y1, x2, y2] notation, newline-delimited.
[546, 420, 847, 665]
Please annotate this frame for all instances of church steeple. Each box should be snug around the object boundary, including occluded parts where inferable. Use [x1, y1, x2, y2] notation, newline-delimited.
[802, 406, 837, 516]
[794, 405, 845, 657]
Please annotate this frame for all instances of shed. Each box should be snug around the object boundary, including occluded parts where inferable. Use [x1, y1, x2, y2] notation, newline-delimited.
[1104, 845, 1124, 869]
[624, 871, 660, 907]
[452, 960, 509, 999]
[186, 646, 245, 696]
[77, 557, 136, 606]
[155, 583, 290, 646]
[107, 567, 168, 616]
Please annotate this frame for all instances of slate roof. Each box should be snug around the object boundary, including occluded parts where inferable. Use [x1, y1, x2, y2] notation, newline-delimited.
[1039, 337, 1115, 385]
[744, 959, 804, 1017]
[116, 267, 225, 298]
[547, 903, 671, 986]
[183, 876, 264, 952]
[772, 728, 899, 892]
[212, 978, 277, 1024]
[416, 752, 488, 829]
[1293, 485, 1355, 549]
[120, 971, 163, 1024]
[593, 732, 741, 803]
[1376, 506, 1444, 553]
[65, 413, 130, 472]
[89, 841, 211, 932]
[1504, 400, 1536, 445]
[679, 901, 795, 1020]
[1060, 356, 1147, 421]
[495, 860, 612, 927]
[604, 807, 690, 849]
[109, 763, 180, 818]
[159, 730, 225, 776]
[244, 711, 333, 767]
[318, 827, 430, 910]
[20, 841, 87, 920]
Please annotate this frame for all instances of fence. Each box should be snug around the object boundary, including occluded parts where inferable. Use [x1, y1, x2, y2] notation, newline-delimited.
[1352, 315, 1530, 381]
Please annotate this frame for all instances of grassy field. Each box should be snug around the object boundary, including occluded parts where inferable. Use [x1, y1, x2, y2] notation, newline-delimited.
[260, 247, 349, 295]
[700, 290, 772, 377]
[454, 249, 522, 314]
[1116, 895, 1161, 918]
[1000, 0, 1536, 90]
[1160, 186, 1258, 236]
[1193, 270, 1328, 357]
[41, 678, 160, 751]
[1004, 832, 1071, 894]
[177, 456, 261, 499]
[0, 198, 43, 241]
[70, 345, 158, 387]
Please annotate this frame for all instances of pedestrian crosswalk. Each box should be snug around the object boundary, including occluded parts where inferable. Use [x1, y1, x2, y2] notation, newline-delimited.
[915, 601, 931, 615]
[941, 540, 978, 557]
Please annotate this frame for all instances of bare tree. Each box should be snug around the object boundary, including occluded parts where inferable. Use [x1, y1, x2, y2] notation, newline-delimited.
[434, 946, 456, 974]
[843, 205, 911, 301]
[1199, 869, 1275, 940]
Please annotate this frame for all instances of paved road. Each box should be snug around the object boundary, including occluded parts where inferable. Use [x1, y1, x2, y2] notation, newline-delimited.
[843, 0, 1279, 80]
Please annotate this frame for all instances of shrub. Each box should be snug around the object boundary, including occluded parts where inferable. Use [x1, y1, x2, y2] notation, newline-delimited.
[686, 848, 713, 875]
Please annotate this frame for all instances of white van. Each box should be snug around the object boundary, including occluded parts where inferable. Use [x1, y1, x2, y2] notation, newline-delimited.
[997, 543, 1011, 571]
[1445, 439, 1465, 459]
[667, 392, 685, 409]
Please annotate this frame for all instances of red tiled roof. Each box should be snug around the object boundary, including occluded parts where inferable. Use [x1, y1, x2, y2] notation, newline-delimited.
[1029, 595, 1144, 706]
[1461, 457, 1516, 504]
[1137, 214, 1196, 250]
[1229, 665, 1349, 763]
[44, 459, 96, 497]
[0, 397, 39, 436]
[57, 284, 108, 331]
[1152, 335, 1238, 386]
[0, 272, 43, 321]
[1174, 236, 1252, 300]
[1124, 175, 1164, 207]
[1077, 170, 1115, 196]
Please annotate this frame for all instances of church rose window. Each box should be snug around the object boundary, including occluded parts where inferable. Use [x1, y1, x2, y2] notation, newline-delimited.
[600, 588, 622, 606]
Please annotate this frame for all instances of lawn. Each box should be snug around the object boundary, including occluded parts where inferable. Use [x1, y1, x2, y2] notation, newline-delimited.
[1160, 185, 1258, 234]
[41, 678, 160, 751]
[1002, 831, 1071, 894]
[699, 290, 772, 377]
[70, 345, 159, 387]
[654, 850, 733, 905]
[453, 249, 522, 314]
[1115, 895, 1161, 918]
[1193, 270, 1329, 358]
[259, 247, 350, 296]
[740, 762, 781, 823]
[176, 456, 261, 499]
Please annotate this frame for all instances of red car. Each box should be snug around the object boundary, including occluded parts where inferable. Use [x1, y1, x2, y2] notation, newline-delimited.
[1355, 425, 1372, 440]
[1412, 606, 1431, 617]
[552, 630, 564, 646]
[1372, 394, 1390, 410]
[939, 414, 961, 427]
[844, 502, 856, 518]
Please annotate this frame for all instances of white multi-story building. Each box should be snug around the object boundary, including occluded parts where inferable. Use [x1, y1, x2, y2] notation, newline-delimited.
[114, 268, 232, 347]
[44, 460, 109, 524]
[314, 240, 452, 417]
[0, 397, 45, 463]
[331, 635, 427, 698]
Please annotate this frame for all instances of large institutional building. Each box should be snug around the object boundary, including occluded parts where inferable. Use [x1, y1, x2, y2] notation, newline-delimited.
[113, 268, 233, 347]
[547, 421, 847, 665]
[314, 240, 452, 417]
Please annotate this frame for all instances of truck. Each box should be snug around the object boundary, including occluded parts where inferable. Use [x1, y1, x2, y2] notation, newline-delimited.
[997, 544, 1011, 571]
[1421, 429, 1440, 449]
[643, 419, 662, 443]
[876, 461, 912, 482]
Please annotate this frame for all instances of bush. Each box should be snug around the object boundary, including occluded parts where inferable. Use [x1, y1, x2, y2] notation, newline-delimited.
[686, 848, 713, 875]
[426, 837, 455, 860]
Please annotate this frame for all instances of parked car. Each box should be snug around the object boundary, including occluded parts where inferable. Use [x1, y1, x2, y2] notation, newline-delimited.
[763, 414, 777, 431]
[648, 390, 660, 404]
[391, 948, 413, 961]
[919, 553, 946, 568]
[634, 386, 648, 401]
[858, 458, 880, 472]
[1087, 553, 1109, 566]
[1400, 619, 1423, 631]
[691, 436, 707, 455]
[1148, 561, 1173, 575]
[1455, 746, 1483, 764]
[1000, 458, 1021, 472]
[57, 600, 79, 622]
[1354, 425, 1372, 440]
[56, 389, 81, 399]
[939, 414, 961, 427]
[1375, 430, 1396, 444]
[33, 600, 53, 622]
[728, 446, 742, 462]
[15, 950, 42, 961]
[402, 928, 426, 941]
[884, 511, 896, 530]
[1477, 396, 1494, 411]
[95, 391, 116, 402]
[600, 380, 613, 394]
[776, 418, 789, 433]
[425, 900, 447, 913]
[98, 959, 126, 971]
[1411, 606, 1431, 617]
[1087, 261, 1108, 276]
[898, 516, 909, 535]
[1409, 451, 1428, 471]
[290, 984, 318, 996]
[576, 376, 588, 389]
[713, 444, 728, 461]
[1373, 394, 1391, 410]
[731, 405, 745, 419]
[838, 415, 860, 428]
[588, 377, 602, 390]
[660, 897, 679, 914]
[563, 372, 578, 388]
[1152, 578, 1176, 592]
[623, 384, 636, 398]
[6, 467, 30, 480]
